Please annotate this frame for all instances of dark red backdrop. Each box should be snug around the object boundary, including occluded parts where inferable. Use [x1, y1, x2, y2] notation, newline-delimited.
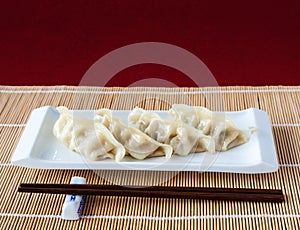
[0, 1, 299, 86]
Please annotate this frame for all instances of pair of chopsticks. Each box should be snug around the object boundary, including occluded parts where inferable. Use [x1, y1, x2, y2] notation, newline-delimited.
[18, 184, 284, 202]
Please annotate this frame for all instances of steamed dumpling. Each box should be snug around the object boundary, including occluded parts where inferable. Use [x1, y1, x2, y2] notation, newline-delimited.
[129, 107, 177, 144]
[169, 104, 213, 134]
[128, 107, 161, 132]
[53, 106, 126, 161]
[128, 107, 215, 155]
[53, 107, 77, 152]
[95, 109, 173, 160]
[169, 104, 250, 151]
[210, 115, 250, 151]
[170, 124, 215, 155]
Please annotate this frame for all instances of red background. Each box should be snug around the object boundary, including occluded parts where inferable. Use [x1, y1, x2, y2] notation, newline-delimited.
[0, 0, 299, 86]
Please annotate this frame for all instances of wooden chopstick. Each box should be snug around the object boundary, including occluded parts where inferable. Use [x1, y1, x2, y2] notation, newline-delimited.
[18, 184, 284, 202]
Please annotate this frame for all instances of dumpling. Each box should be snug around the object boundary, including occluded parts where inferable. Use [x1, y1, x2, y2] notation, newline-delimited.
[95, 109, 173, 160]
[169, 104, 213, 134]
[129, 107, 177, 144]
[169, 104, 250, 151]
[53, 106, 77, 152]
[128, 107, 215, 155]
[210, 115, 250, 151]
[74, 120, 126, 161]
[128, 107, 161, 132]
[53, 106, 126, 161]
[170, 124, 215, 155]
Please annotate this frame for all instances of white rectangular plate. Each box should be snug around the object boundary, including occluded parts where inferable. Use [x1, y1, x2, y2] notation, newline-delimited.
[11, 106, 278, 173]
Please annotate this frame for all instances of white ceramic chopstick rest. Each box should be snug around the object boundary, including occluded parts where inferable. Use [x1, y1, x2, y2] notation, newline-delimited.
[61, 176, 86, 220]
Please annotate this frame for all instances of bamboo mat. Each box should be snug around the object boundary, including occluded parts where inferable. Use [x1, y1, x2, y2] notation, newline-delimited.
[0, 85, 300, 230]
